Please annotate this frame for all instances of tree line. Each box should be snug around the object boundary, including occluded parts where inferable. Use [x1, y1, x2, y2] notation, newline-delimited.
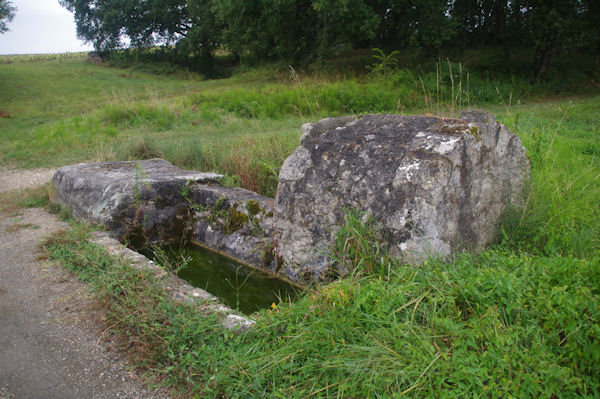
[60, 0, 599, 80]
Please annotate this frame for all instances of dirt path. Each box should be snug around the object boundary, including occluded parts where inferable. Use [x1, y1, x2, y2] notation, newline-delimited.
[0, 170, 170, 399]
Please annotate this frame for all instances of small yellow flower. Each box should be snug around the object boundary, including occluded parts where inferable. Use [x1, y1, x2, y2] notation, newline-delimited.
[271, 302, 278, 310]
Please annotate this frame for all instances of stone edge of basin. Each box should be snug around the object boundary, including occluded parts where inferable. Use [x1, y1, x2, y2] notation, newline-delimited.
[89, 230, 255, 331]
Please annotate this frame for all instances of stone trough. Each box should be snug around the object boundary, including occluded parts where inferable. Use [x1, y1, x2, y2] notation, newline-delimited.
[51, 110, 530, 289]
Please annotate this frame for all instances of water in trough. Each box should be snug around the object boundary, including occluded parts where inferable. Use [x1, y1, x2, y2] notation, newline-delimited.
[145, 244, 300, 314]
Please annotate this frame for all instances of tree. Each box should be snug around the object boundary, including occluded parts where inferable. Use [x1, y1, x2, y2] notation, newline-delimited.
[0, 0, 16, 34]
[60, 0, 211, 51]
[215, 0, 380, 64]
[177, 0, 223, 64]
[214, 0, 320, 64]
[60, 0, 598, 78]
[311, 0, 380, 53]
[523, 0, 596, 80]
[60, 0, 185, 51]
[407, 0, 457, 53]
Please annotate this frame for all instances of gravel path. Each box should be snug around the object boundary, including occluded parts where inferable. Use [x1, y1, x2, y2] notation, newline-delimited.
[0, 169, 56, 193]
[0, 170, 170, 399]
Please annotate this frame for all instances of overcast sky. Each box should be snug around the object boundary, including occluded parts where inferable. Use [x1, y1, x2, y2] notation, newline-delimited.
[0, 0, 92, 55]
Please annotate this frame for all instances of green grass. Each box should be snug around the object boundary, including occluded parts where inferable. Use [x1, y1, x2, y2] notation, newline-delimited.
[46, 221, 599, 398]
[4, 52, 600, 397]
[2, 55, 598, 196]
[0, 56, 303, 193]
[493, 98, 600, 260]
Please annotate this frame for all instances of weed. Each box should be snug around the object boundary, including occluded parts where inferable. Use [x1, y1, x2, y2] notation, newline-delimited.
[117, 136, 165, 160]
[244, 199, 260, 218]
[150, 244, 191, 274]
[53, 204, 73, 222]
[224, 265, 253, 311]
[244, 199, 263, 236]
[185, 193, 249, 235]
[43, 154, 600, 398]
[329, 209, 395, 280]
[102, 104, 176, 131]
[497, 100, 600, 258]
[0, 184, 50, 212]
[366, 48, 400, 76]
[20, 196, 48, 208]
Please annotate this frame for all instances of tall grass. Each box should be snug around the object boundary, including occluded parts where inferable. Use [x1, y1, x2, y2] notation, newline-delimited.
[46, 221, 600, 398]
[0, 52, 88, 64]
[329, 209, 395, 279]
[498, 99, 600, 259]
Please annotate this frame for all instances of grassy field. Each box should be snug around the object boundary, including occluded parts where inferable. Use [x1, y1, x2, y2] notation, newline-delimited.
[2, 53, 597, 195]
[2, 53, 599, 397]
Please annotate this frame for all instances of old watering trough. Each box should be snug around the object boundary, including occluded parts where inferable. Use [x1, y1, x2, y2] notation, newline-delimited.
[50, 110, 530, 326]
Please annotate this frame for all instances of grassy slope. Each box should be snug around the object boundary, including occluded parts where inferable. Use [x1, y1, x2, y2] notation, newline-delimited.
[0, 57, 303, 194]
[4, 54, 599, 397]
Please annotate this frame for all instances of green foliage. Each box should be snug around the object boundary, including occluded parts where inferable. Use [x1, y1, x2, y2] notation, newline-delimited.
[215, 0, 380, 64]
[245, 199, 260, 218]
[150, 244, 191, 274]
[366, 48, 400, 76]
[20, 195, 48, 209]
[1, 55, 599, 199]
[60, 0, 187, 51]
[5, 29, 596, 399]
[44, 225, 233, 392]
[0, 0, 15, 34]
[194, 195, 249, 234]
[213, 252, 599, 398]
[0, 184, 50, 213]
[524, 0, 598, 80]
[116, 135, 165, 161]
[102, 104, 175, 131]
[60, 0, 599, 78]
[189, 79, 415, 119]
[32, 57, 599, 396]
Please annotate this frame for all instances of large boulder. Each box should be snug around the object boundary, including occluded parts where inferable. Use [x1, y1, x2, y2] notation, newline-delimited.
[273, 110, 530, 282]
[51, 159, 222, 247]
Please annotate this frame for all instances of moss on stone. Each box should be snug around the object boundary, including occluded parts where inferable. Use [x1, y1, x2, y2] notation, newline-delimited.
[261, 243, 275, 266]
[224, 206, 249, 234]
[470, 125, 481, 141]
[245, 199, 260, 218]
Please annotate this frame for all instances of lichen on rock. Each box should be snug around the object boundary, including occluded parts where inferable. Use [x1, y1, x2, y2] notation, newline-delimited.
[273, 110, 531, 282]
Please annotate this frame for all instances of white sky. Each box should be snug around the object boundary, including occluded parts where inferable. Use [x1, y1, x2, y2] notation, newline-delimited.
[0, 0, 93, 55]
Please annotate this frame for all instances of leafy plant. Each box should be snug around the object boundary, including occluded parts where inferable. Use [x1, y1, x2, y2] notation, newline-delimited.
[367, 48, 400, 76]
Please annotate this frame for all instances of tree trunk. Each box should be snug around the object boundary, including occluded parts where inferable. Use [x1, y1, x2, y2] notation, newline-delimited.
[531, 47, 556, 81]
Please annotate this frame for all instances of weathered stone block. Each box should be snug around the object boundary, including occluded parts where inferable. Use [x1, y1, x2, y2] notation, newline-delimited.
[189, 185, 275, 270]
[50, 159, 222, 247]
[273, 110, 530, 282]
